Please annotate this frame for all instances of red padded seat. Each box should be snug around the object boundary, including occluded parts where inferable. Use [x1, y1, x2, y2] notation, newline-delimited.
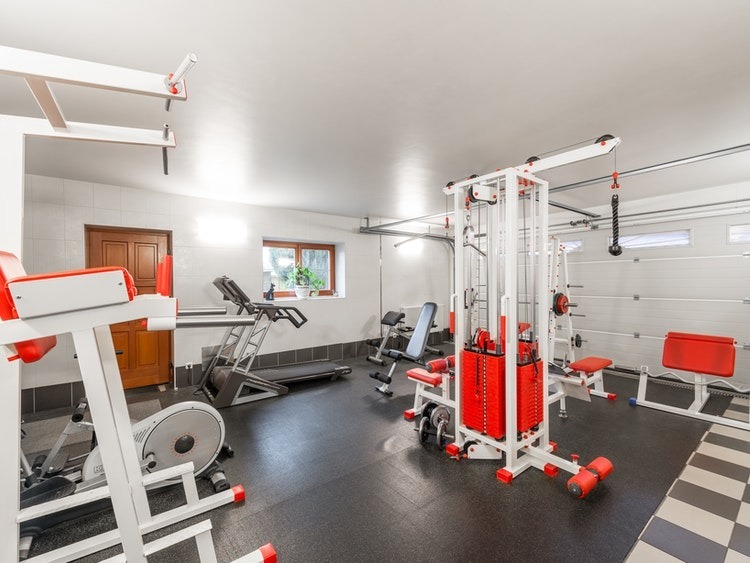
[663, 332, 735, 377]
[569, 356, 612, 374]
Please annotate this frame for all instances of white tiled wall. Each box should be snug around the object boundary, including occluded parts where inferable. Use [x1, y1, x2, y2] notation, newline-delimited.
[21, 174, 450, 390]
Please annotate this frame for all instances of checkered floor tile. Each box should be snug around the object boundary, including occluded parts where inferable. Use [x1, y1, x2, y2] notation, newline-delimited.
[724, 397, 750, 424]
[627, 423, 750, 562]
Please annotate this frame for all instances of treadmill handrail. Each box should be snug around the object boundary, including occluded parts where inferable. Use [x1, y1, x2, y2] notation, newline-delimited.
[254, 304, 308, 329]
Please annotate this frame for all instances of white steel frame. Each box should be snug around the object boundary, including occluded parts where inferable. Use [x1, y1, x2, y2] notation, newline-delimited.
[0, 46, 270, 562]
[443, 138, 620, 482]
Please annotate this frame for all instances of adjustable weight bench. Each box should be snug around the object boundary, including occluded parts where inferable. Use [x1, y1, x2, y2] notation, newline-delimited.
[369, 302, 438, 396]
[629, 331, 744, 429]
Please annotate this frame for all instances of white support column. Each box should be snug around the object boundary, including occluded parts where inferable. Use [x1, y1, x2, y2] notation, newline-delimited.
[0, 120, 26, 563]
[537, 179, 551, 449]
[504, 170, 520, 470]
[453, 189, 466, 447]
[487, 185, 500, 343]
[72, 326, 149, 562]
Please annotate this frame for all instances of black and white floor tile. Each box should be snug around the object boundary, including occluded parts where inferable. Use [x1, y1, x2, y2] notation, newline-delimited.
[628, 417, 750, 562]
[724, 397, 750, 424]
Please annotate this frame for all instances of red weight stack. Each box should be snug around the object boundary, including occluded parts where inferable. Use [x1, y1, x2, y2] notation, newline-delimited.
[461, 350, 505, 439]
[517, 359, 544, 432]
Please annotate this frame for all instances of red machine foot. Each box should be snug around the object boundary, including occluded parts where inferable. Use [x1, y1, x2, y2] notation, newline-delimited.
[445, 443, 460, 457]
[567, 469, 598, 498]
[607, 393, 617, 401]
[544, 463, 559, 478]
[497, 468, 513, 484]
[232, 484, 246, 503]
[586, 457, 614, 481]
[548, 440, 558, 452]
[259, 543, 277, 563]
[403, 409, 416, 420]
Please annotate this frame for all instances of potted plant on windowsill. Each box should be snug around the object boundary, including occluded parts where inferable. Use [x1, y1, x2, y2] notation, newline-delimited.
[287, 263, 322, 299]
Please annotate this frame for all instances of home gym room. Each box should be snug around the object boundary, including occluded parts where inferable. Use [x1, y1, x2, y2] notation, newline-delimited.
[1, 1, 749, 562]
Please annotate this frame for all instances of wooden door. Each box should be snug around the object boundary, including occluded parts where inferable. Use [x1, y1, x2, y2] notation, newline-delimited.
[86, 227, 172, 389]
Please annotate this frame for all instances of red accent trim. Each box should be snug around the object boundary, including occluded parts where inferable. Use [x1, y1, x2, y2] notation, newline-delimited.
[549, 440, 557, 452]
[449, 311, 455, 334]
[496, 468, 513, 484]
[663, 331, 735, 377]
[232, 484, 245, 502]
[407, 368, 442, 387]
[403, 409, 416, 421]
[7, 266, 137, 301]
[445, 443, 460, 457]
[544, 463, 559, 478]
[569, 356, 612, 374]
[7, 354, 20, 362]
[259, 543, 277, 563]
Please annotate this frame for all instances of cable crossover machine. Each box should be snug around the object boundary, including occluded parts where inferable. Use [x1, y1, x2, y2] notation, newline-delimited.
[405, 136, 622, 498]
[197, 276, 351, 407]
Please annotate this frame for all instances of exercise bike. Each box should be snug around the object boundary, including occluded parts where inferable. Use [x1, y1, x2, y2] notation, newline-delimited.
[19, 399, 233, 559]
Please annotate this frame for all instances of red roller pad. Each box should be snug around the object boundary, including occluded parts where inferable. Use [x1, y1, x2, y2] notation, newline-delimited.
[156, 255, 172, 296]
[663, 332, 735, 377]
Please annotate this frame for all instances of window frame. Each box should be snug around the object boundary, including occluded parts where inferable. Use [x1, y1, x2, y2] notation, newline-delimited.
[728, 224, 750, 244]
[263, 239, 337, 298]
[608, 229, 692, 250]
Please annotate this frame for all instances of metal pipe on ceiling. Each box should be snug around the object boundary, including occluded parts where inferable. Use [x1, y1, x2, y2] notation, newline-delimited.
[368, 141, 750, 235]
[550, 142, 750, 194]
[358, 225, 454, 247]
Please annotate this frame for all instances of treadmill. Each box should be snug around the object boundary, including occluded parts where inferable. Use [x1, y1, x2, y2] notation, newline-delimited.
[198, 276, 351, 407]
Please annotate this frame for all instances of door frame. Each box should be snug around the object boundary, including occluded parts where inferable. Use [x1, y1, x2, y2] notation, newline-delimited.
[85, 224, 174, 386]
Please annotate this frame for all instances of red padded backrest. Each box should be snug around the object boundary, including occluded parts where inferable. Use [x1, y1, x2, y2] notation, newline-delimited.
[0, 251, 57, 363]
[662, 331, 736, 377]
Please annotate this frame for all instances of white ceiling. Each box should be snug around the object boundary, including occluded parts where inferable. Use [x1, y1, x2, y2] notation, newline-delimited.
[2, 1, 750, 221]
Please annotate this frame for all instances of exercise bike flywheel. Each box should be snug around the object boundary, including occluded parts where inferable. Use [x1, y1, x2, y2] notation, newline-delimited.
[82, 401, 226, 487]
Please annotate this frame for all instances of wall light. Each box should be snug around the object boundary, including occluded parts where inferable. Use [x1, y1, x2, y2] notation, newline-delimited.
[195, 216, 248, 246]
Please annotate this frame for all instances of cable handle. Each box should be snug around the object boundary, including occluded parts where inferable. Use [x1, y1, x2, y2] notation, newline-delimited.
[608, 172, 623, 256]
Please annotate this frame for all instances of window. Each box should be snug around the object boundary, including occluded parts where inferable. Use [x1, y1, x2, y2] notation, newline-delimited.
[263, 240, 336, 297]
[609, 229, 691, 250]
[561, 239, 583, 253]
[728, 224, 750, 244]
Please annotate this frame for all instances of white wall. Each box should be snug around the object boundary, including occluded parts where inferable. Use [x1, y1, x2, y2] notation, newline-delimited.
[21, 174, 451, 389]
[555, 184, 750, 387]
